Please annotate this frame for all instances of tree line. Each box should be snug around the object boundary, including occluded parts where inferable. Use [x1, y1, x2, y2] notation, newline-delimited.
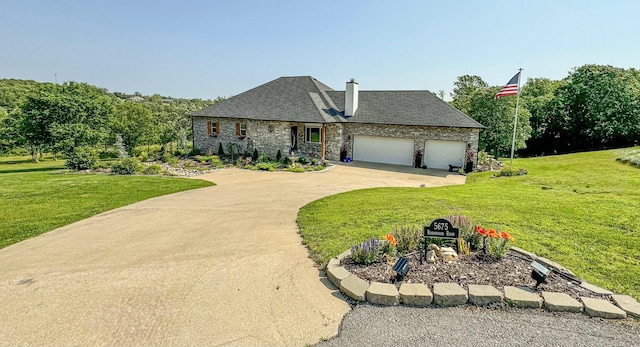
[2, 65, 639, 162]
[0, 79, 222, 160]
[450, 64, 640, 157]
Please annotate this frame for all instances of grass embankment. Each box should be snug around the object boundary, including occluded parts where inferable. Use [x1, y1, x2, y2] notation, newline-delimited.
[0, 156, 214, 249]
[298, 149, 640, 300]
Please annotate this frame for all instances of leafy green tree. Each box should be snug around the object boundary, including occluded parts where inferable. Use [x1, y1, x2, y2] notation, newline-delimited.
[545, 65, 640, 152]
[450, 75, 489, 114]
[520, 78, 564, 155]
[466, 88, 532, 157]
[17, 82, 112, 160]
[450, 75, 531, 157]
[110, 101, 153, 155]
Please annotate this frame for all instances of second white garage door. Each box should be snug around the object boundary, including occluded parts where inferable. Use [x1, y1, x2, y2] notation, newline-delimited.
[424, 140, 466, 169]
[353, 135, 414, 166]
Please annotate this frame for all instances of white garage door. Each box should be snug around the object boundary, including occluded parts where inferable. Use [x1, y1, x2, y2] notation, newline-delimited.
[424, 140, 466, 170]
[353, 135, 414, 166]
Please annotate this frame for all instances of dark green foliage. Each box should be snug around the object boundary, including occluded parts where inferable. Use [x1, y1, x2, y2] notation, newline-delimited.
[98, 151, 118, 159]
[110, 157, 141, 175]
[252, 148, 259, 161]
[298, 156, 307, 164]
[276, 149, 282, 162]
[64, 147, 97, 171]
[534, 65, 640, 154]
[217, 142, 224, 156]
[188, 147, 201, 156]
[0, 78, 223, 156]
[451, 75, 532, 157]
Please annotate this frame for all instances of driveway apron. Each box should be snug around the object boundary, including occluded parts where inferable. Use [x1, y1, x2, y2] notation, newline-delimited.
[0, 165, 464, 346]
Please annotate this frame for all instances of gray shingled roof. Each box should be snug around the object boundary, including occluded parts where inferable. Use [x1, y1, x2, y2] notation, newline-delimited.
[191, 76, 484, 129]
[190, 76, 342, 123]
[326, 90, 484, 128]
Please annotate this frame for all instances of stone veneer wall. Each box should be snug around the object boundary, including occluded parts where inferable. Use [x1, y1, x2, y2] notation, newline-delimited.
[193, 118, 292, 158]
[341, 123, 480, 166]
[193, 117, 480, 165]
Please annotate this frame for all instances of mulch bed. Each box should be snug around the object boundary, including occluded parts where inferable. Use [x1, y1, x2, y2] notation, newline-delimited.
[343, 250, 610, 302]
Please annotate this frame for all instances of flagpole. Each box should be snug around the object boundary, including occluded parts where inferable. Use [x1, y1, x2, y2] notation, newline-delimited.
[509, 68, 523, 168]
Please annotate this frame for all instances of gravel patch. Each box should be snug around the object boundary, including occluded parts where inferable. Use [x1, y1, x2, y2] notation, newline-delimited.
[315, 304, 640, 347]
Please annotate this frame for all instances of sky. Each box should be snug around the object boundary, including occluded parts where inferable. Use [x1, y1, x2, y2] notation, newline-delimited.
[1, 0, 639, 100]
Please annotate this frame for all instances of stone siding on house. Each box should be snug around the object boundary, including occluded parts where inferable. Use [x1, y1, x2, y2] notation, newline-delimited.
[341, 123, 480, 166]
[193, 117, 480, 165]
[193, 118, 291, 158]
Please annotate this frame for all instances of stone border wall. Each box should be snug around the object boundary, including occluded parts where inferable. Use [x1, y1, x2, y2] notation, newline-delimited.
[325, 248, 639, 320]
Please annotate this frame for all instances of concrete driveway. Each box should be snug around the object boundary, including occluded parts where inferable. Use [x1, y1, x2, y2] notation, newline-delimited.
[0, 164, 464, 346]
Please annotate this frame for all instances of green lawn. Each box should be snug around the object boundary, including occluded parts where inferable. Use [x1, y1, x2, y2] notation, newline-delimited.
[298, 149, 640, 300]
[0, 156, 214, 249]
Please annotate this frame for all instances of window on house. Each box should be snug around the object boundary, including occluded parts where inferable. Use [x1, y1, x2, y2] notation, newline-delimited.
[236, 122, 247, 137]
[207, 121, 220, 136]
[305, 126, 321, 143]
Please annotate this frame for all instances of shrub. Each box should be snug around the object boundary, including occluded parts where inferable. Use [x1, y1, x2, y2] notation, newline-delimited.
[350, 238, 383, 265]
[217, 142, 224, 156]
[98, 151, 118, 159]
[391, 226, 421, 255]
[276, 149, 282, 162]
[162, 154, 179, 165]
[188, 147, 202, 156]
[65, 147, 97, 171]
[255, 154, 270, 163]
[477, 151, 490, 166]
[298, 157, 308, 165]
[252, 148, 259, 161]
[255, 162, 280, 171]
[111, 157, 141, 175]
[497, 166, 528, 177]
[92, 161, 110, 170]
[138, 151, 148, 162]
[617, 148, 640, 167]
[143, 164, 163, 175]
[208, 156, 223, 168]
[314, 165, 325, 171]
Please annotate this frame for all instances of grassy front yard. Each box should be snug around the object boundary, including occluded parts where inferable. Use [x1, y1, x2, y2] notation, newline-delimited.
[298, 149, 640, 300]
[0, 156, 214, 249]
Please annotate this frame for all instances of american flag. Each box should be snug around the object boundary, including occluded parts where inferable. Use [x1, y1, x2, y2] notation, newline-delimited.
[494, 72, 521, 99]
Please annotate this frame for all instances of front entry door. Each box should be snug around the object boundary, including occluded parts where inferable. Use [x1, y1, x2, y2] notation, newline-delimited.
[290, 126, 298, 153]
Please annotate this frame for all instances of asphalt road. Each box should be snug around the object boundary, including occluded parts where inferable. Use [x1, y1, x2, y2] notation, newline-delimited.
[315, 304, 640, 347]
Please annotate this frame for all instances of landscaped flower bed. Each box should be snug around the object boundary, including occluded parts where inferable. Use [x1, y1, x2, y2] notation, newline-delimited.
[342, 215, 612, 302]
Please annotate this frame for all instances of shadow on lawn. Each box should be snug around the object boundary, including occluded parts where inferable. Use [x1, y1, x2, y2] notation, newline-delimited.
[0, 167, 65, 174]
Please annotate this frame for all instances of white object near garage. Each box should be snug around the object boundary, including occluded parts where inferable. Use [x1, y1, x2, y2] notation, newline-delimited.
[424, 140, 466, 170]
[353, 135, 414, 166]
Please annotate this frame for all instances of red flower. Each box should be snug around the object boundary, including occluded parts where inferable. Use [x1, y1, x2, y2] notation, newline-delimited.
[475, 226, 487, 236]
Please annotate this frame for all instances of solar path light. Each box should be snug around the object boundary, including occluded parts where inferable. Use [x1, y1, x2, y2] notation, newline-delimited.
[393, 257, 410, 280]
[531, 261, 550, 289]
